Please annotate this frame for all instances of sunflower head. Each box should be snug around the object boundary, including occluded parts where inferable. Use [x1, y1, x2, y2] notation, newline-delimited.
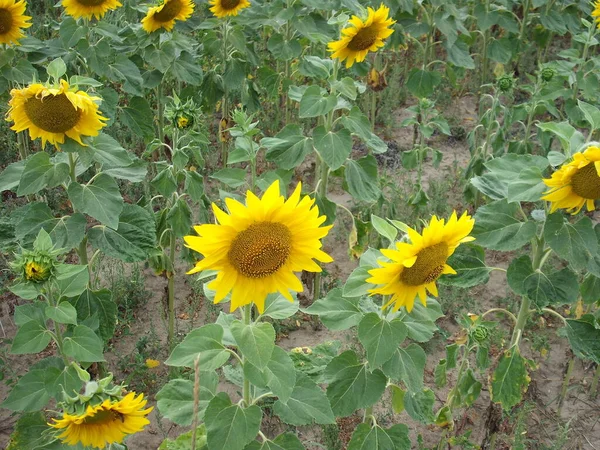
[62, 0, 122, 20]
[497, 74, 514, 92]
[184, 180, 333, 313]
[367, 67, 387, 91]
[0, 0, 32, 46]
[328, 4, 395, 68]
[209, 0, 251, 18]
[541, 67, 556, 82]
[141, 0, 195, 33]
[542, 146, 600, 214]
[367, 211, 475, 312]
[7, 79, 108, 148]
[593, 0, 600, 27]
[11, 230, 62, 284]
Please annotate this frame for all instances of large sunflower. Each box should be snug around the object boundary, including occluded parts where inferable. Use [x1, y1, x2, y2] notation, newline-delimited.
[49, 392, 153, 449]
[542, 146, 600, 214]
[184, 180, 333, 313]
[62, 0, 122, 20]
[367, 211, 475, 312]
[0, 0, 32, 46]
[328, 4, 395, 68]
[141, 0, 195, 33]
[209, 0, 250, 19]
[7, 79, 108, 148]
[593, 1, 600, 28]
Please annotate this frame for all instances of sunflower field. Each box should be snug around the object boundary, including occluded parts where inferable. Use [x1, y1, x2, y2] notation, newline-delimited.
[1, 0, 600, 448]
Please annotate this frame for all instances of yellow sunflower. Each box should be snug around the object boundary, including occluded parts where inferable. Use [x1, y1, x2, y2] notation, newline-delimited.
[542, 146, 600, 214]
[184, 180, 333, 313]
[62, 0, 122, 20]
[367, 211, 475, 312]
[209, 0, 250, 19]
[141, 0, 195, 33]
[49, 392, 153, 449]
[7, 79, 108, 148]
[593, 1, 600, 28]
[0, 0, 32, 46]
[328, 4, 395, 68]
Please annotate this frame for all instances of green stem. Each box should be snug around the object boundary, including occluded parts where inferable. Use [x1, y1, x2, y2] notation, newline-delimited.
[558, 356, 575, 411]
[191, 357, 200, 450]
[590, 364, 600, 399]
[242, 304, 252, 407]
[370, 89, 377, 132]
[167, 229, 176, 351]
[221, 20, 230, 167]
[53, 320, 70, 366]
[515, 0, 531, 70]
[572, 22, 596, 100]
[447, 346, 469, 411]
[157, 83, 165, 146]
[312, 158, 329, 302]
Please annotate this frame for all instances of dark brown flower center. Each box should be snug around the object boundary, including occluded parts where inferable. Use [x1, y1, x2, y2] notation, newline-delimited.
[571, 163, 600, 200]
[347, 26, 379, 51]
[220, 0, 241, 10]
[400, 242, 448, 286]
[82, 408, 124, 425]
[228, 222, 292, 278]
[0, 8, 13, 35]
[76, 0, 108, 6]
[153, 0, 183, 22]
[24, 93, 81, 134]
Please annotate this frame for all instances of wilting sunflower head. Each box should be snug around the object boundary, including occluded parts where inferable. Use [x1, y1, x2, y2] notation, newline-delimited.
[542, 146, 600, 214]
[184, 180, 333, 313]
[367, 211, 475, 312]
[209, 0, 251, 19]
[141, 0, 195, 33]
[61, 0, 122, 20]
[7, 79, 108, 148]
[0, 0, 32, 46]
[328, 4, 395, 68]
[367, 67, 387, 91]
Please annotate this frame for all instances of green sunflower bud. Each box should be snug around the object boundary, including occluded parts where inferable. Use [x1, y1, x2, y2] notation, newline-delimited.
[12, 249, 58, 283]
[541, 67, 555, 82]
[470, 325, 490, 344]
[497, 75, 514, 92]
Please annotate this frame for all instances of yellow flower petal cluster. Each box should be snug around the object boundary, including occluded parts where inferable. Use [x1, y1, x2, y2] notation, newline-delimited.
[328, 4, 395, 68]
[542, 146, 600, 214]
[142, 0, 195, 33]
[7, 79, 108, 147]
[184, 180, 333, 313]
[49, 392, 153, 449]
[367, 211, 475, 312]
[62, 0, 122, 20]
[209, 0, 250, 19]
[593, 1, 600, 28]
[0, 0, 32, 46]
[145, 358, 161, 368]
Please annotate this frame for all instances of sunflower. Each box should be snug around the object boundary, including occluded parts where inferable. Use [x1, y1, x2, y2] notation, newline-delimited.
[593, 1, 600, 27]
[0, 0, 32, 46]
[49, 392, 153, 449]
[7, 79, 108, 148]
[328, 4, 395, 68]
[209, 0, 250, 19]
[141, 0, 195, 33]
[184, 180, 333, 313]
[62, 0, 122, 20]
[542, 146, 600, 214]
[367, 211, 475, 312]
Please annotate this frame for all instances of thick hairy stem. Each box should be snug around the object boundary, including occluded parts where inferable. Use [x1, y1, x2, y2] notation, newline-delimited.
[242, 304, 252, 407]
[168, 230, 176, 351]
[191, 357, 201, 450]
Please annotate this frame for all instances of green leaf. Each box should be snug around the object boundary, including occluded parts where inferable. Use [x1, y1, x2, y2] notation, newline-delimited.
[537, 121, 585, 154]
[453, 369, 482, 408]
[304, 288, 363, 331]
[68, 173, 123, 229]
[205, 392, 262, 450]
[62, 325, 105, 362]
[507, 166, 546, 203]
[172, 52, 204, 85]
[339, 107, 387, 154]
[11, 320, 51, 354]
[313, 126, 352, 171]
[544, 213, 597, 271]
[524, 267, 579, 307]
[18, 152, 69, 196]
[1, 370, 49, 411]
[268, 34, 302, 60]
[434, 359, 447, 388]
[578, 100, 600, 130]
[84, 134, 133, 168]
[88, 204, 156, 263]
[358, 313, 407, 368]
[14, 303, 46, 327]
[156, 373, 218, 426]
[344, 155, 381, 203]
[6, 412, 78, 449]
[120, 97, 155, 141]
[565, 319, 600, 364]
[324, 350, 387, 417]
[166, 324, 230, 370]
[299, 85, 337, 118]
[404, 388, 435, 424]
[260, 293, 299, 320]
[343, 266, 375, 297]
[491, 346, 530, 410]
[108, 56, 143, 96]
[406, 69, 442, 98]
[0, 159, 25, 192]
[103, 159, 147, 183]
[381, 344, 426, 393]
[231, 321, 275, 370]
[168, 197, 193, 238]
[347, 423, 411, 450]
[400, 299, 443, 342]
[472, 200, 536, 251]
[390, 385, 405, 413]
[158, 425, 207, 450]
[273, 372, 335, 425]
[262, 125, 312, 170]
[264, 346, 296, 403]
[45, 302, 78, 325]
[15, 203, 86, 249]
[371, 214, 398, 244]
[185, 171, 205, 202]
[439, 244, 491, 288]
[211, 168, 247, 188]
[69, 289, 116, 341]
[55, 264, 89, 298]
[151, 167, 178, 197]
[580, 274, 600, 304]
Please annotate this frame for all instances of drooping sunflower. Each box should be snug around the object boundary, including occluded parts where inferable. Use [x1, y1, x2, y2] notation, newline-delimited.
[542, 146, 600, 214]
[62, 0, 122, 20]
[209, 0, 250, 19]
[328, 4, 395, 68]
[49, 392, 153, 449]
[0, 0, 32, 46]
[184, 180, 333, 313]
[141, 0, 195, 33]
[367, 211, 475, 312]
[7, 79, 108, 148]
